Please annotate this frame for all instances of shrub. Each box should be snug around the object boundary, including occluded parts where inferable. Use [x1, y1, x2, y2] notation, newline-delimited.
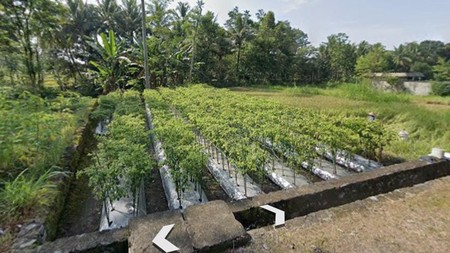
[91, 94, 119, 121]
[283, 86, 321, 96]
[385, 77, 404, 92]
[0, 169, 66, 222]
[432, 82, 450, 96]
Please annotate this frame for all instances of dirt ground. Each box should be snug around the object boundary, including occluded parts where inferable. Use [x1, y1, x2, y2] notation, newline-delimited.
[235, 176, 450, 253]
[145, 167, 170, 214]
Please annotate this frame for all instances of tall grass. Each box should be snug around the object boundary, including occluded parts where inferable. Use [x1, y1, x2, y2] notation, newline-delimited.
[329, 83, 410, 103]
[0, 169, 66, 222]
[282, 86, 322, 96]
[0, 90, 92, 179]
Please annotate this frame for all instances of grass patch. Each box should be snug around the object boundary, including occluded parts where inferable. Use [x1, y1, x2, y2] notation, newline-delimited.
[325, 83, 411, 103]
[0, 169, 66, 223]
[282, 86, 322, 96]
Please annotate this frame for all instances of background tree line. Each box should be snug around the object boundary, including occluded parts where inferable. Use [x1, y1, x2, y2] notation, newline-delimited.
[1, 0, 450, 95]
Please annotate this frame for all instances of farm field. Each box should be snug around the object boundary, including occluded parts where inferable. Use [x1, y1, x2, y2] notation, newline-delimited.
[232, 83, 450, 162]
[151, 85, 390, 195]
[0, 84, 393, 247]
[2, 0, 450, 252]
[1, 84, 449, 253]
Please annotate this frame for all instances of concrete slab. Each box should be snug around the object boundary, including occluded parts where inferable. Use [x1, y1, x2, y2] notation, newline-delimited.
[128, 210, 193, 253]
[36, 228, 128, 253]
[184, 201, 250, 252]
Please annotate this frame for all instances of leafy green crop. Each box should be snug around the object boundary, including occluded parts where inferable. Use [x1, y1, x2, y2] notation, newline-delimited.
[79, 91, 153, 219]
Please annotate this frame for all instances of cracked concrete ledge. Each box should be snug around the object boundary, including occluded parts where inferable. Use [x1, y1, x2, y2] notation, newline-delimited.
[128, 200, 249, 253]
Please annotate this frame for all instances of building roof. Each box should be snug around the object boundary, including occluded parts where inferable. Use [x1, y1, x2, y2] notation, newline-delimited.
[372, 72, 425, 78]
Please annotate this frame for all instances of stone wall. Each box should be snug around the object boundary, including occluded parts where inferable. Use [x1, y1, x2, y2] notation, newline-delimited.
[403, 81, 432, 96]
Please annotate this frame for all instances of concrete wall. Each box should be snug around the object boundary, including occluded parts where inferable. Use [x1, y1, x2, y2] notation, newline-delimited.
[372, 80, 432, 96]
[231, 160, 450, 228]
[404, 81, 432, 96]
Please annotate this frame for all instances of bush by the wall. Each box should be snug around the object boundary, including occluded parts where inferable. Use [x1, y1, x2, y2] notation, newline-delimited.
[432, 82, 450, 96]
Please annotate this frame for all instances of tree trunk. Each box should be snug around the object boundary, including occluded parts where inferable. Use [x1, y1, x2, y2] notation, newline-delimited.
[244, 175, 247, 197]
[141, 0, 151, 89]
[236, 45, 241, 85]
[104, 200, 112, 226]
[24, 20, 37, 90]
[36, 47, 44, 87]
[189, 31, 197, 83]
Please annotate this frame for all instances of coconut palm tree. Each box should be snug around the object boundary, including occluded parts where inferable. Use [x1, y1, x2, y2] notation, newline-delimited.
[225, 7, 253, 85]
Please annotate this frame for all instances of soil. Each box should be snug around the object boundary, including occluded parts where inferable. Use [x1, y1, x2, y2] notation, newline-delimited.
[145, 167, 169, 214]
[292, 165, 322, 183]
[201, 166, 231, 202]
[56, 130, 102, 238]
[235, 176, 450, 253]
[249, 171, 282, 193]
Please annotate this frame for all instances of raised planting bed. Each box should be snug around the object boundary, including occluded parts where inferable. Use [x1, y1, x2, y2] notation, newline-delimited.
[144, 91, 210, 210]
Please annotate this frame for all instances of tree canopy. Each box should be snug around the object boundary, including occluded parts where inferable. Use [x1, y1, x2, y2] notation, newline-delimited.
[1, 0, 450, 93]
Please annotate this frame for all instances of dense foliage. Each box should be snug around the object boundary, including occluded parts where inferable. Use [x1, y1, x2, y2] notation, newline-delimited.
[0, 87, 92, 226]
[2, 0, 450, 93]
[0, 87, 92, 179]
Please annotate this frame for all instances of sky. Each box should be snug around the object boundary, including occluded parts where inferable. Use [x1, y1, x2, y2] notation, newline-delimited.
[168, 0, 450, 49]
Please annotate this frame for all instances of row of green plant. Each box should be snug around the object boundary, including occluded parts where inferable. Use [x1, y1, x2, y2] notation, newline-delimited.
[79, 91, 153, 224]
[144, 90, 207, 208]
[246, 83, 450, 161]
[0, 87, 92, 230]
[158, 85, 392, 181]
[162, 87, 274, 196]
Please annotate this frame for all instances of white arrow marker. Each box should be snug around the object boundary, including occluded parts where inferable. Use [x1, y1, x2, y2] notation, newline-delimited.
[260, 205, 285, 228]
[152, 224, 180, 253]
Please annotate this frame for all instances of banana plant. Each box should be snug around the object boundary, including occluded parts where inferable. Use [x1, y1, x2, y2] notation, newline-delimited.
[89, 30, 133, 93]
